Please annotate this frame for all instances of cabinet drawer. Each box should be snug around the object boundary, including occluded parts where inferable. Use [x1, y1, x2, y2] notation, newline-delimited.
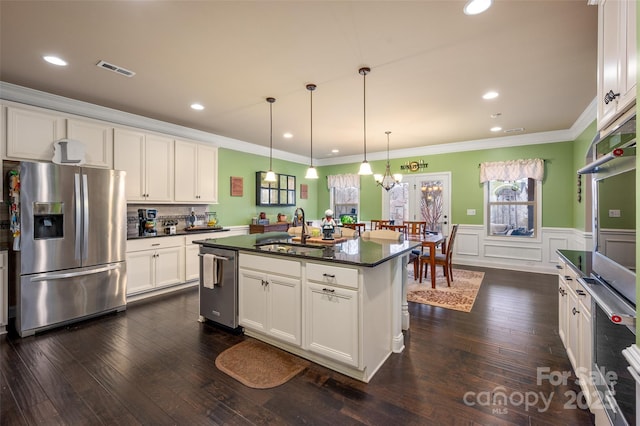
[127, 236, 184, 252]
[306, 262, 358, 290]
[239, 253, 301, 278]
[575, 280, 592, 315]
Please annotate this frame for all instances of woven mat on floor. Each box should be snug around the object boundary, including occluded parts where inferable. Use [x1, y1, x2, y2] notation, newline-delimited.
[215, 338, 309, 389]
[407, 266, 484, 313]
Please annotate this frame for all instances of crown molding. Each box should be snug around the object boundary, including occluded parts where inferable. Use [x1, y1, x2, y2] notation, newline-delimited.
[1, 81, 595, 167]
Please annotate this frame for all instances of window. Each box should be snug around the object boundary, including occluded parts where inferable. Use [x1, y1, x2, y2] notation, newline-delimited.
[327, 174, 360, 223]
[487, 178, 537, 237]
[480, 158, 544, 238]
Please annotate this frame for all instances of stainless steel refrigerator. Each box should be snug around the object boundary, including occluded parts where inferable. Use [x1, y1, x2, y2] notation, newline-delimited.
[13, 161, 127, 337]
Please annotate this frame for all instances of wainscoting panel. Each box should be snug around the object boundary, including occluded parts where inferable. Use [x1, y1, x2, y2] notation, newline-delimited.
[452, 225, 592, 274]
[599, 229, 636, 270]
[484, 243, 542, 262]
[456, 231, 480, 257]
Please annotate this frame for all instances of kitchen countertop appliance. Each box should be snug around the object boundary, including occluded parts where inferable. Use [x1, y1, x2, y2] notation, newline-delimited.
[138, 208, 158, 237]
[198, 245, 239, 331]
[10, 161, 127, 337]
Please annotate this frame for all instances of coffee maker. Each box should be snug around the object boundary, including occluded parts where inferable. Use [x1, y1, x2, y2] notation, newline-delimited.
[138, 208, 158, 237]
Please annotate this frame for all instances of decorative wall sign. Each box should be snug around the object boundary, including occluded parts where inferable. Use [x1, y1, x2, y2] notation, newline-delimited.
[400, 159, 428, 172]
[300, 184, 308, 199]
[230, 176, 243, 197]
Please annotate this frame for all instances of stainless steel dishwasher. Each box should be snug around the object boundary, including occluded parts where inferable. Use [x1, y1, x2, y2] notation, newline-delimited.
[198, 246, 240, 331]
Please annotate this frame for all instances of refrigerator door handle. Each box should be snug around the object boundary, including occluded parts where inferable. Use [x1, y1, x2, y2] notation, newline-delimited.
[74, 173, 82, 260]
[82, 173, 89, 261]
[29, 263, 120, 282]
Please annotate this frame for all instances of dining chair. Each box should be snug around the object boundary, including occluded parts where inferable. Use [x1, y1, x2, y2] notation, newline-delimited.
[405, 221, 427, 236]
[380, 223, 408, 236]
[369, 220, 390, 230]
[405, 221, 427, 256]
[419, 224, 458, 287]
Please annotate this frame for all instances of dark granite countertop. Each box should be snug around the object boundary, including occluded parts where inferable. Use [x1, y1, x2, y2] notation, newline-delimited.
[557, 249, 592, 277]
[194, 232, 421, 268]
[128, 228, 230, 240]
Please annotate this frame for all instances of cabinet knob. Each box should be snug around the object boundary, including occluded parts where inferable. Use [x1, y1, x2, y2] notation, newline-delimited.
[555, 264, 563, 270]
[322, 288, 335, 293]
[576, 289, 586, 296]
[322, 273, 336, 278]
[564, 276, 572, 281]
[572, 307, 580, 315]
[558, 288, 565, 296]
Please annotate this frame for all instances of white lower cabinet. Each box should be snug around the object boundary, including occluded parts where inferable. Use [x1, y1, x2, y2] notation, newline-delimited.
[557, 257, 595, 410]
[239, 254, 301, 346]
[126, 237, 184, 295]
[305, 282, 358, 367]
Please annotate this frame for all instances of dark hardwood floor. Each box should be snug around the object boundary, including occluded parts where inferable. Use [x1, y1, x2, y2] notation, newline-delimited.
[1, 266, 595, 425]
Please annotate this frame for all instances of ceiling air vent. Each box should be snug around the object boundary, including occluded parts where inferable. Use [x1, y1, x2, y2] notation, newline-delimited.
[504, 127, 524, 134]
[96, 60, 136, 77]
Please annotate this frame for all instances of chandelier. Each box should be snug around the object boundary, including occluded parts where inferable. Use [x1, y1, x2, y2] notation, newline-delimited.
[374, 131, 402, 191]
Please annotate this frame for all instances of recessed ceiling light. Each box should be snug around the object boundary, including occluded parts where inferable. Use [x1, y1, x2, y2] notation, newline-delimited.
[283, 133, 293, 139]
[190, 103, 204, 111]
[43, 55, 67, 66]
[490, 126, 502, 132]
[463, 0, 493, 15]
[331, 149, 339, 153]
[483, 91, 499, 100]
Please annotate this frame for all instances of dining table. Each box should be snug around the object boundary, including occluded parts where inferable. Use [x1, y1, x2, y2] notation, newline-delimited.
[405, 232, 446, 289]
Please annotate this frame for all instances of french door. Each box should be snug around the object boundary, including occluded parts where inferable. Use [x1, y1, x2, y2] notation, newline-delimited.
[382, 172, 451, 236]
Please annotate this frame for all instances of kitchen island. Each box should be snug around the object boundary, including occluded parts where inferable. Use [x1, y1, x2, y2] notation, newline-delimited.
[194, 232, 421, 382]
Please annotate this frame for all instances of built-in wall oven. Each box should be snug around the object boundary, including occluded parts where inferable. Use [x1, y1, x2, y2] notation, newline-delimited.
[580, 274, 636, 426]
[578, 111, 636, 426]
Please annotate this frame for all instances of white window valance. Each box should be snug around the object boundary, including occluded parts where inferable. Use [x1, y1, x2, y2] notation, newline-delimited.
[479, 158, 544, 183]
[327, 173, 360, 189]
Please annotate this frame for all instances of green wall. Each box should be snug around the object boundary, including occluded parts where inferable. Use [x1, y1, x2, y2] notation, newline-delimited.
[216, 138, 595, 229]
[573, 121, 597, 231]
[214, 148, 319, 225]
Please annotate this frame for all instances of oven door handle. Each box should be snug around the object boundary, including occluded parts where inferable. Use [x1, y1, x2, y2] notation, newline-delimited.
[578, 277, 636, 327]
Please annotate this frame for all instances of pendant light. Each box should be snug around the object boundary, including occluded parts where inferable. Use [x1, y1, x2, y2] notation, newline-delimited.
[374, 131, 403, 191]
[264, 97, 277, 182]
[305, 83, 319, 179]
[358, 67, 373, 175]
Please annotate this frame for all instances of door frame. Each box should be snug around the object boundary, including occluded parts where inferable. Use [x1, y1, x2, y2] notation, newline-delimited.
[381, 171, 452, 236]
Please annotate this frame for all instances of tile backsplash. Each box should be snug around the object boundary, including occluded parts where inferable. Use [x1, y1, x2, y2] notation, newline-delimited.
[127, 204, 213, 237]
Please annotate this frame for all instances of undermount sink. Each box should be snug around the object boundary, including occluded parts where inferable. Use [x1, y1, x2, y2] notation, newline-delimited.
[255, 242, 325, 255]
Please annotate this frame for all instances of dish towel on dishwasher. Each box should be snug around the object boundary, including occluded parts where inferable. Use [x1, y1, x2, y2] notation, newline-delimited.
[203, 254, 217, 288]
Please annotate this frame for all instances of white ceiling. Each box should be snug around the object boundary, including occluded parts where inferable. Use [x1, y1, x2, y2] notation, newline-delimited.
[0, 1, 597, 164]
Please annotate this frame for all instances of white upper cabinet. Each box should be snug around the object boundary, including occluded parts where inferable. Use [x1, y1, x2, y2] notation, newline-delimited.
[66, 118, 113, 168]
[5, 106, 114, 168]
[597, 0, 637, 130]
[174, 140, 218, 203]
[6, 106, 65, 161]
[114, 128, 174, 202]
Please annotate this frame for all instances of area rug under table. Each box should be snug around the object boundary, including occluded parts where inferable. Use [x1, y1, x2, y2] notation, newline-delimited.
[215, 338, 309, 389]
[406, 267, 485, 313]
